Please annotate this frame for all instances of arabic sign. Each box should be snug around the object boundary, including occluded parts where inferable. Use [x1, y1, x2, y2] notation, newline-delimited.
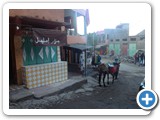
[32, 28, 67, 46]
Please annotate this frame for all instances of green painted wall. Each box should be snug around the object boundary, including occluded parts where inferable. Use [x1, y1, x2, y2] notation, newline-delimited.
[129, 43, 136, 57]
[114, 44, 120, 55]
[23, 36, 57, 66]
[109, 44, 114, 52]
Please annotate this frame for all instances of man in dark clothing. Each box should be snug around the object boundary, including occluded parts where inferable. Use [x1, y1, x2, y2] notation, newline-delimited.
[134, 53, 138, 65]
[113, 58, 121, 79]
[97, 54, 101, 64]
[141, 53, 145, 66]
[138, 53, 142, 66]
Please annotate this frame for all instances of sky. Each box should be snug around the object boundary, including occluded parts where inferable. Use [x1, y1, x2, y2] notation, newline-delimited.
[77, 3, 149, 36]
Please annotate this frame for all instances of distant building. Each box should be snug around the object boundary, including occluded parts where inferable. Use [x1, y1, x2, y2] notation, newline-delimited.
[92, 23, 145, 57]
[105, 23, 129, 40]
[128, 30, 145, 56]
[105, 23, 129, 56]
[95, 30, 108, 55]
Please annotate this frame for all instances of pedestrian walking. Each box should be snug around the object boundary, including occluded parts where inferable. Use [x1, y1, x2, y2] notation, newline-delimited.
[141, 52, 145, 66]
[97, 54, 101, 65]
[138, 53, 142, 66]
[134, 52, 138, 65]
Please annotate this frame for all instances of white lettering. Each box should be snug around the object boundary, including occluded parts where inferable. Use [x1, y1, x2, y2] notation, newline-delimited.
[51, 39, 60, 44]
[35, 37, 60, 45]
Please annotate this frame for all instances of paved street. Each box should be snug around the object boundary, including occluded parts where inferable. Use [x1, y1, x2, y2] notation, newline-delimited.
[10, 59, 145, 109]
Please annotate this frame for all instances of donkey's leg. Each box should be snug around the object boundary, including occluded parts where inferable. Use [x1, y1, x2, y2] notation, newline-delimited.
[115, 71, 118, 79]
[116, 69, 119, 79]
[112, 74, 115, 84]
[103, 72, 106, 87]
[116, 66, 120, 79]
[99, 72, 102, 87]
[107, 73, 109, 85]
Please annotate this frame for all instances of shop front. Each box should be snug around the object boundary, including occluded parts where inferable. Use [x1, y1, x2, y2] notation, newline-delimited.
[62, 44, 92, 74]
[9, 16, 68, 89]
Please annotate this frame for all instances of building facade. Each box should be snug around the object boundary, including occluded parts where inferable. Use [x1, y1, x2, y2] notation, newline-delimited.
[61, 9, 89, 74]
[105, 23, 129, 56]
[95, 30, 109, 55]
[93, 23, 145, 57]
[9, 9, 88, 88]
[107, 24, 145, 57]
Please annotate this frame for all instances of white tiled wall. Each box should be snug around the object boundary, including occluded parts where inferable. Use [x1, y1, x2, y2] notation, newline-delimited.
[22, 61, 68, 89]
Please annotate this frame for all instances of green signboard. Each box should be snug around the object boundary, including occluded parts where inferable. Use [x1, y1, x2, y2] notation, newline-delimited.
[22, 36, 57, 66]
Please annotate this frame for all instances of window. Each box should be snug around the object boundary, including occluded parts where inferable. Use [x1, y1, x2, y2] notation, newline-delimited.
[65, 16, 72, 24]
[140, 36, 145, 40]
[116, 39, 120, 41]
[130, 38, 136, 41]
[110, 39, 113, 42]
[107, 34, 109, 39]
[103, 35, 105, 40]
[77, 16, 84, 35]
[123, 43, 128, 45]
[67, 29, 75, 35]
[122, 38, 127, 41]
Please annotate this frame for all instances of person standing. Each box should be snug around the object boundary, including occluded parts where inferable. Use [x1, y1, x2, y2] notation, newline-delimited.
[97, 54, 101, 65]
[144, 53, 145, 66]
[91, 54, 95, 67]
[138, 53, 142, 66]
[141, 52, 145, 66]
[134, 53, 138, 65]
[113, 58, 121, 79]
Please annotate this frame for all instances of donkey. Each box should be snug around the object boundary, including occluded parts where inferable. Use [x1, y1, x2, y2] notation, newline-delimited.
[97, 62, 120, 87]
[97, 63, 109, 87]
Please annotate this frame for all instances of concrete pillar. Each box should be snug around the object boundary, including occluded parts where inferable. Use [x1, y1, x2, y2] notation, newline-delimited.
[14, 36, 23, 85]
[84, 16, 87, 38]
[74, 11, 78, 35]
[84, 15, 87, 76]
[57, 46, 61, 62]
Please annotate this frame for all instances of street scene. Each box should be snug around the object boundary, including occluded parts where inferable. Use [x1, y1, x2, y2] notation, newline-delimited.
[8, 6, 146, 110]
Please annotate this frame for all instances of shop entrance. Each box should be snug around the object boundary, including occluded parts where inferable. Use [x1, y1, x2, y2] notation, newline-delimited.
[9, 35, 17, 85]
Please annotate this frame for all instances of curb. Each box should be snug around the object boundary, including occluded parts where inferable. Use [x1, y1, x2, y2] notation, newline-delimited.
[9, 78, 87, 102]
[33, 79, 87, 99]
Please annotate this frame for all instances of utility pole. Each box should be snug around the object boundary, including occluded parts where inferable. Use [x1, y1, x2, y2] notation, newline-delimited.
[93, 33, 95, 55]
[84, 15, 87, 77]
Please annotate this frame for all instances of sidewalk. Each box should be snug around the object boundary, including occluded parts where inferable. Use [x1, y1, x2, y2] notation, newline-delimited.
[9, 76, 87, 102]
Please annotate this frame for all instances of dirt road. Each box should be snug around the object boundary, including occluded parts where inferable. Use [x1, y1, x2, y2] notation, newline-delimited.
[10, 61, 145, 109]
[52, 62, 145, 109]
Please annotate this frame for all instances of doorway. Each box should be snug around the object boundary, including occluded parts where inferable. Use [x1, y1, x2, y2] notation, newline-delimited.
[9, 30, 17, 85]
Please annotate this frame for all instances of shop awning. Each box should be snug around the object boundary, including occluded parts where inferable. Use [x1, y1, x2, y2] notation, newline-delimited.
[32, 28, 67, 46]
[64, 44, 93, 51]
[10, 16, 67, 46]
[95, 43, 108, 49]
